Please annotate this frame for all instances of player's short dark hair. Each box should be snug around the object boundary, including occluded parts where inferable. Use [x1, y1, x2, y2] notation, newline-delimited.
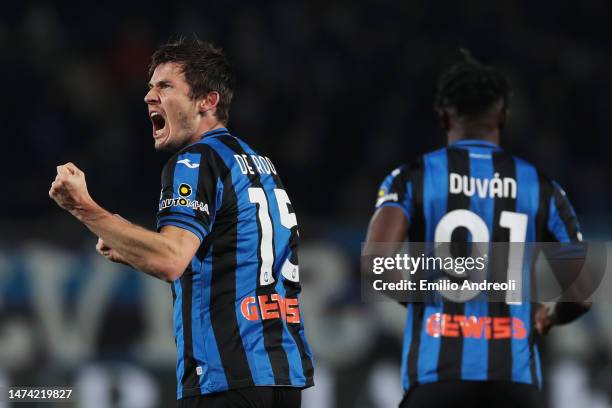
[149, 37, 234, 124]
[435, 49, 510, 118]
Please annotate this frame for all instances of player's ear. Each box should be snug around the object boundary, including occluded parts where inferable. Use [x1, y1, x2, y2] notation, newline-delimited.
[199, 91, 220, 115]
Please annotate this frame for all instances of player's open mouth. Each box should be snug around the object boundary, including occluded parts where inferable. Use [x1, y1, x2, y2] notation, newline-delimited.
[150, 112, 167, 137]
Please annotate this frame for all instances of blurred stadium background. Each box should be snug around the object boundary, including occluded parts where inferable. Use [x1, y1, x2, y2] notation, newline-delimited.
[1, 1, 612, 407]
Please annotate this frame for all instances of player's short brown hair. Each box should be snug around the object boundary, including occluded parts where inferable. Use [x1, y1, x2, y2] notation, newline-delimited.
[149, 37, 234, 124]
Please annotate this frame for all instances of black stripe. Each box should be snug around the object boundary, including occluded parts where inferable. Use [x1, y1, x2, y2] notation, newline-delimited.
[437, 148, 470, 381]
[407, 303, 424, 387]
[194, 145, 217, 231]
[390, 165, 408, 200]
[487, 151, 516, 381]
[209, 152, 254, 387]
[406, 157, 425, 385]
[408, 157, 425, 242]
[217, 136, 292, 385]
[552, 185, 581, 242]
[535, 174, 554, 242]
[179, 267, 200, 393]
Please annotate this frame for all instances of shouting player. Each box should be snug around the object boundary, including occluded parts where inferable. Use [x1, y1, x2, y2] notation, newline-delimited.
[365, 51, 591, 407]
[49, 38, 313, 408]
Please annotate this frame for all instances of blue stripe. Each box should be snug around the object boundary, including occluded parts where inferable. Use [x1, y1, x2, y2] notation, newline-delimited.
[461, 147, 493, 380]
[417, 149, 448, 384]
[173, 279, 185, 399]
[548, 183, 572, 243]
[205, 137, 275, 384]
[423, 149, 449, 242]
[404, 182, 413, 218]
[401, 304, 414, 390]
[451, 139, 500, 149]
[200, 244, 229, 391]
[189, 257, 207, 393]
[512, 158, 539, 384]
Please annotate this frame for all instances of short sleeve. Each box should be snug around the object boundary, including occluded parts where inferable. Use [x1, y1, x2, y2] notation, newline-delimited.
[157, 149, 221, 242]
[547, 181, 582, 243]
[375, 165, 412, 221]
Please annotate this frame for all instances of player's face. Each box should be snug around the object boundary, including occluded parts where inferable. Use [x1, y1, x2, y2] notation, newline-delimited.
[145, 62, 201, 152]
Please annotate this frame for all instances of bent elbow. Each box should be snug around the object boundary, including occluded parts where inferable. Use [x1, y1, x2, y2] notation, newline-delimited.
[151, 258, 185, 282]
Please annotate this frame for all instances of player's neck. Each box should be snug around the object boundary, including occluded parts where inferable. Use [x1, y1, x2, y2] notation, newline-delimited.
[447, 127, 500, 146]
[197, 120, 226, 137]
[187, 121, 226, 146]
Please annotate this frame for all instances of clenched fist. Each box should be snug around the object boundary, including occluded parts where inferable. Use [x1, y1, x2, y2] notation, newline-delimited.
[49, 162, 94, 214]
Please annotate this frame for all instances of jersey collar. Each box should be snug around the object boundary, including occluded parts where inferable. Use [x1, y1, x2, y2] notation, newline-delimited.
[450, 139, 499, 149]
[201, 127, 229, 139]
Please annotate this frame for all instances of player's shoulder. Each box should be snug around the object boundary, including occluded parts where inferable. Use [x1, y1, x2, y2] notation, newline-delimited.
[509, 153, 559, 190]
[164, 142, 213, 167]
[195, 131, 261, 161]
[197, 131, 280, 178]
[162, 135, 236, 177]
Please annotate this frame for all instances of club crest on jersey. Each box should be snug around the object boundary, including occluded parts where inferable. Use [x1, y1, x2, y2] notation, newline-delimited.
[159, 183, 209, 214]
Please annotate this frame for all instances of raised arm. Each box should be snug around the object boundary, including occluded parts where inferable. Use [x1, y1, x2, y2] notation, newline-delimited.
[49, 162, 199, 282]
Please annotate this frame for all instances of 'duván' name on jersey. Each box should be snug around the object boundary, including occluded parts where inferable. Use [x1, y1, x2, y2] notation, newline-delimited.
[449, 172, 517, 199]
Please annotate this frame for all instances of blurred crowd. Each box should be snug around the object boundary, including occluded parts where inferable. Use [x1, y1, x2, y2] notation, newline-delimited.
[2, 0, 612, 243]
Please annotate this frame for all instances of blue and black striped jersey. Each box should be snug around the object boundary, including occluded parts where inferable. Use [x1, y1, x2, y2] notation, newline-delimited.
[157, 127, 314, 399]
[375, 139, 581, 392]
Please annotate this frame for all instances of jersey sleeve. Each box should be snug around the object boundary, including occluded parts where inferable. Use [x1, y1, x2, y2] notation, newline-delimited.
[547, 181, 582, 243]
[157, 149, 221, 242]
[375, 165, 412, 221]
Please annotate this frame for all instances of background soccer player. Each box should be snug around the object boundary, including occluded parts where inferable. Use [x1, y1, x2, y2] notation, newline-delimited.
[49, 37, 313, 408]
[365, 51, 591, 407]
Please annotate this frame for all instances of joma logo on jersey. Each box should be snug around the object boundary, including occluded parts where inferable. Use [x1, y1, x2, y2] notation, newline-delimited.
[426, 313, 527, 340]
[449, 172, 517, 199]
[240, 294, 301, 323]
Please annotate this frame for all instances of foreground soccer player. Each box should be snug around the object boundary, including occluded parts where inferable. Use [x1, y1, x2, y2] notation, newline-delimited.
[365, 52, 591, 408]
[49, 38, 313, 408]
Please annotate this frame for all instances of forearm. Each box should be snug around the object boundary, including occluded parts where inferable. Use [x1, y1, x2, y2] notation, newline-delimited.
[73, 200, 182, 281]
